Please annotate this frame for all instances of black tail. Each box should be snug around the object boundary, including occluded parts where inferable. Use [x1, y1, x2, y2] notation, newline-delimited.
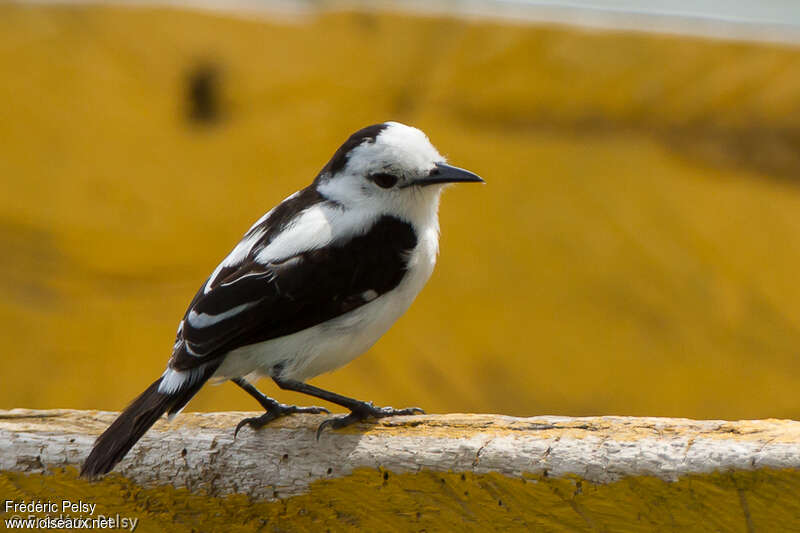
[81, 364, 218, 478]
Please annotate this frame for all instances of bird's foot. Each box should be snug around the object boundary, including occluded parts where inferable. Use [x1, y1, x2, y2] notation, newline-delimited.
[234, 404, 329, 438]
[315, 403, 424, 440]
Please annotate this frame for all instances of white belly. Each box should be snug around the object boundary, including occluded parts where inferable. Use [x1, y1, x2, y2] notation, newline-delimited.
[213, 226, 438, 383]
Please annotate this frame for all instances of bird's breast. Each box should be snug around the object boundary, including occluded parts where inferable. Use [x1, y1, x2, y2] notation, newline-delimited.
[288, 225, 439, 380]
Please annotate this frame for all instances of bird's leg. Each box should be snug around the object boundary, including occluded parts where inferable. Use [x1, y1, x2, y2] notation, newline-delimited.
[272, 377, 424, 439]
[232, 378, 329, 437]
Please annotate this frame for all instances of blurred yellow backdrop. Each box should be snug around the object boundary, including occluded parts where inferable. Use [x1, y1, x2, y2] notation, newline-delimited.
[3, 4, 800, 420]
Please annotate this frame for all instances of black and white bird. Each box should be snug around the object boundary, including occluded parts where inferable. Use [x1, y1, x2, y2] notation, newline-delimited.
[81, 121, 483, 477]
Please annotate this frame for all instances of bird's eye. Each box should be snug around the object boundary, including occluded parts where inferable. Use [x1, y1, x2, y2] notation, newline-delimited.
[369, 172, 398, 189]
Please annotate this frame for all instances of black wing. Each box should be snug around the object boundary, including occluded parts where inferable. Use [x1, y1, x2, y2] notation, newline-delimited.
[169, 215, 417, 371]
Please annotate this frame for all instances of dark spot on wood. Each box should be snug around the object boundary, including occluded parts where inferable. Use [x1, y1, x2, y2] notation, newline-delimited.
[498, 500, 503, 506]
[460, 473, 466, 481]
[16, 455, 45, 471]
[327, 467, 332, 475]
[181, 448, 187, 457]
[185, 62, 222, 126]
[383, 471, 389, 481]
[282, 453, 289, 461]
[353, 11, 378, 30]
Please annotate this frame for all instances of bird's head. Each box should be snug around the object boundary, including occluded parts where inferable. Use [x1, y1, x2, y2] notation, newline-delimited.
[314, 122, 483, 220]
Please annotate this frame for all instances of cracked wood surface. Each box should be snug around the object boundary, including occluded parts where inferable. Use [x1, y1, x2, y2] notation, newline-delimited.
[4, 409, 800, 531]
[2, 409, 800, 501]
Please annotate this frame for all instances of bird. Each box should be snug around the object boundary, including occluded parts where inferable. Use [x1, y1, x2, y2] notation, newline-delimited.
[80, 121, 484, 478]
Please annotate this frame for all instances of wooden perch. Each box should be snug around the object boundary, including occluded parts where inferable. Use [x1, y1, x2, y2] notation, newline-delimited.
[2, 409, 800, 531]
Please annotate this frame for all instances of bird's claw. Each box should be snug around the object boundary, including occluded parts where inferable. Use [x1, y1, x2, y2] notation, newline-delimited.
[234, 404, 330, 439]
[315, 405, 425, 440]
[234, 414, 275, 439]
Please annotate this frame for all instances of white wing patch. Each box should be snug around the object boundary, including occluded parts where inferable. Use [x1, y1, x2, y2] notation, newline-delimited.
[187, 300, 261, 329]
[204, 228, 266, 294]
[255, 203, 381, 265]
[255, 205, 332, 264]
[205, 196, 379, 297]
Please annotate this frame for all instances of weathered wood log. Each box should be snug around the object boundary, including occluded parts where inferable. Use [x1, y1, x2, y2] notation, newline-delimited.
[2, 409, 800, 531]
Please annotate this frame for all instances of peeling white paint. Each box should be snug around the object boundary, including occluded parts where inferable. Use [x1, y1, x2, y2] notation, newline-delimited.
[2, 410, 800, 501]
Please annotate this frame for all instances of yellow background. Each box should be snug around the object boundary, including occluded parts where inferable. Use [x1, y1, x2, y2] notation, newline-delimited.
[3, 4, 800, 420]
